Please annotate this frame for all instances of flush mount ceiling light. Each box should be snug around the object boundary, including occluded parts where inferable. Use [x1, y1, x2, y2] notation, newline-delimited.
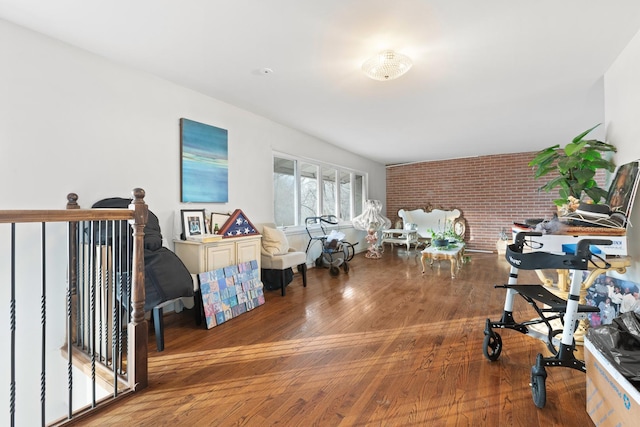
[362, 50, 413, 81]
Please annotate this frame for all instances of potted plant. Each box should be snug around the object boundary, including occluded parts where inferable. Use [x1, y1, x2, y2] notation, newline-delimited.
[528, 124, 617, 208]
[429, 219, 461, 248]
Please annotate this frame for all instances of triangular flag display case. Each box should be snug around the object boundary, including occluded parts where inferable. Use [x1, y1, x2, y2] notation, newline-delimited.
[218, 209, 259, 238]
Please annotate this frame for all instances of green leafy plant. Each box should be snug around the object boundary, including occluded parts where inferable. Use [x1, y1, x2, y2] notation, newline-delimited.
[528, 124, 617, 206]
[428, 219, 461, 242]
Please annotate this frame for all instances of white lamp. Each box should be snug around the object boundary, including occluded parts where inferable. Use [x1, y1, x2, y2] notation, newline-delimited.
[362, 50, 413, 81]
[352, 200, 392, 258]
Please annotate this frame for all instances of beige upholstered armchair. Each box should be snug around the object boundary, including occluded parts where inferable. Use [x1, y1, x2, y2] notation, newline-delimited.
[256, 223, 308, 296]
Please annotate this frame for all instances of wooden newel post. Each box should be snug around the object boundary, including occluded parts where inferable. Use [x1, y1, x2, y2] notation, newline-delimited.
[66, 193, 80, 296]
[66, 192, 79, 209]
[66, 193, 80, 360]
[128, 188, 149, 390]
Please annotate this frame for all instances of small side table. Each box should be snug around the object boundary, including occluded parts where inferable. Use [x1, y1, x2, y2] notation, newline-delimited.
[421, 243, 465, 278]
[381, 229, 419, 251]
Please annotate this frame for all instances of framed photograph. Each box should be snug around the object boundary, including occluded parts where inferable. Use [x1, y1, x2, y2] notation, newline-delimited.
[211, 212, 231, 233]
[181, 209, 206, 240]
[606, 160, 640, 216]
[584, 272, 639, 327]
[180, 118, 229, 203]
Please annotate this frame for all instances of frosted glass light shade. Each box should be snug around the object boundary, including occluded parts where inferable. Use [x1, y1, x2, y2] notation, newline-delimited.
[352, 200, 391, 231]
[362, 50, 413, 81]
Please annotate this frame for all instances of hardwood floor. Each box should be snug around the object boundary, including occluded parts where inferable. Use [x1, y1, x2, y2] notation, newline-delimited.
[78, 248, 594, 426]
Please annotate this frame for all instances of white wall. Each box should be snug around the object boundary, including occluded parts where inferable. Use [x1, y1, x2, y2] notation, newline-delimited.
[605, 27, 640, 282]
[0, 18, 386, 241]
[0, 18, 385, 424]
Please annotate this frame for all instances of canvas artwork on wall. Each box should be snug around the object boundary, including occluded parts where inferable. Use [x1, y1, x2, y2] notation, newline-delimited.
[180, 118, 229, 203]
[198, 260, 265, 329]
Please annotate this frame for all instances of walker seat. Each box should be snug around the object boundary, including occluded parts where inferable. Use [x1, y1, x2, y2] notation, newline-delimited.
[504, 285, 600, 314]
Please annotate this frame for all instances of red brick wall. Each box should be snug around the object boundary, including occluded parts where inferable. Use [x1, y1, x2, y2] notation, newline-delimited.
[385, 152, 560, 252]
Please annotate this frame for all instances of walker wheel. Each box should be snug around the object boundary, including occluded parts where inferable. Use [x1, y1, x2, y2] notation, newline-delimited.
[344, 243, 356, 261]
[530, 354, 547, 408]
[482, 332, 502, 361]
[329, 266, 340, 276]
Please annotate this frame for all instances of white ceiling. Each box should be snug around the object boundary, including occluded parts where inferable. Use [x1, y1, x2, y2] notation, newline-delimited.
[2, 0, 640, 165]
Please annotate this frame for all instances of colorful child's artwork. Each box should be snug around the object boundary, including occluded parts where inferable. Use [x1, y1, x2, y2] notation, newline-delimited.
[198, 260, 265, 329]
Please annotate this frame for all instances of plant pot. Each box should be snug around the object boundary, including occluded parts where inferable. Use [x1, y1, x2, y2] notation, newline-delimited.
[433, 239, 448, 248]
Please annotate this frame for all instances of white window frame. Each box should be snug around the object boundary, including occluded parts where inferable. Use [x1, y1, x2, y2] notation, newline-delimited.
[273, 152, 367, 228]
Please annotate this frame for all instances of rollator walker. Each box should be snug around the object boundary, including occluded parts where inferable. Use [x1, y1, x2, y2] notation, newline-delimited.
[483, 231, 612, 408]
[305, 215, 357, 276]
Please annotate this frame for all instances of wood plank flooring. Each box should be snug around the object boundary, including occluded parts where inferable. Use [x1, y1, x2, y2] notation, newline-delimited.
[77, 248, 594, 426]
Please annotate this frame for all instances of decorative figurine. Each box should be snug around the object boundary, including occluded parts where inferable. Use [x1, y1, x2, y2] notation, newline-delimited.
[365, 226, 382, 259]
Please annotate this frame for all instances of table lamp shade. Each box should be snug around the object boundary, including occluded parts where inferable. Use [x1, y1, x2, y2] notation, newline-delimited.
[352, 200, 391, 231]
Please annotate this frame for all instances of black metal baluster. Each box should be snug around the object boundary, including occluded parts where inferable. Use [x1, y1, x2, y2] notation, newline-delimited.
[79, 220, 86, 350]
[66, 221, 75, 420]
[10, 223, 16, 427]
[40, 222, 46, 427]
[112, 219, 121, 393]
[90, 222, 97, 407]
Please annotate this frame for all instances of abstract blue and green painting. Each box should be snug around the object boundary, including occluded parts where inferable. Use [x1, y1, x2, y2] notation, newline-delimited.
[180, 118, 228, 202]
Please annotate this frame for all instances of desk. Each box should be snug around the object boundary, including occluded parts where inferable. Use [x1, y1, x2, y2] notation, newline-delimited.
[381, 229, 419, 251]
[421, 243, 465, 278]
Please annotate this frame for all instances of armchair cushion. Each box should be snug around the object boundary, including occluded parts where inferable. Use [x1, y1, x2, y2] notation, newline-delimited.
[262, 226, 290, 255]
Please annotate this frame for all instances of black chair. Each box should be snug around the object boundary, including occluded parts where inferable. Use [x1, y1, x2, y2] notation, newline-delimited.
[92, 197, 194, 351]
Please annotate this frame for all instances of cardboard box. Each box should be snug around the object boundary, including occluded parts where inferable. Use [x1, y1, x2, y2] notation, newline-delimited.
[585, 337, 640, 426]
[512, 231, 628, 256]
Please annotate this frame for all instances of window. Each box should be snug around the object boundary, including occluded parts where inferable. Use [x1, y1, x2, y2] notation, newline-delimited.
[322, 167, 337, 217]
[339, 172, 351, 219]
[353, 174, 363, 218]
[273, 158, 295, 227]
[300, 162, 318, 221]
[273, 154, 366, 227]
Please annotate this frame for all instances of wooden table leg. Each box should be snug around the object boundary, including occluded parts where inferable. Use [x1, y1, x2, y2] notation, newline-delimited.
[450, 257, 457, 278]
[455, 251, 464, 277]
[421, 253, 428, 273]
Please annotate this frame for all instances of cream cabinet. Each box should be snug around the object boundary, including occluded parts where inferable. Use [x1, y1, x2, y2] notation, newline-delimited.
[173, 235, 262, 274]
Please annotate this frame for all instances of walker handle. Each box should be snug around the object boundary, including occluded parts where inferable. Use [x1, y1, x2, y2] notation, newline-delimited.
[513, 231, 542, 251]
[576, 239, 612, 257]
